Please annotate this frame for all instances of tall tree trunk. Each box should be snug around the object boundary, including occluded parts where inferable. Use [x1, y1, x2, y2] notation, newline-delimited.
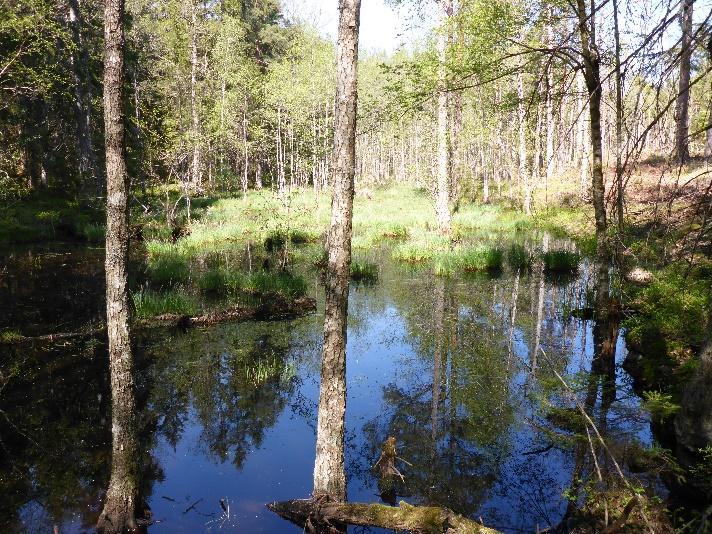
[67, 0, 98, 196]
[517, 71, 531, 214]
[313, 0, 361, 502]
[435, 0, 452, 233]
[190, 0, 201, 189]
[613, 0, 625, 231]
[545, 13, 555, 204]
[674, 0, 694, 163]
[97, 0, 139, 531]
[575, 0, 608, 262]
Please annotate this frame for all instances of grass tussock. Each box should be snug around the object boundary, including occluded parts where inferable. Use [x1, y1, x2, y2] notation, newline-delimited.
[197, 268, 307, 298]
[350, 261, 378, 283]
[146, 252, 190, 286]
[459, 245, 503, 272]
[506, 243, 533, 271]
[132, 288, 200, 319]
[541, 250, 581, 273]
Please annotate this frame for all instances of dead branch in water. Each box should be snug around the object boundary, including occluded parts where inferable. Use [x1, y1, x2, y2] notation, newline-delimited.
[1, 296, 316, 346]
[267, 498, 501, 534]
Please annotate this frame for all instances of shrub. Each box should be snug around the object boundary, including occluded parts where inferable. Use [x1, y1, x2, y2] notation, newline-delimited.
[541, 250, 581, 272]
[350, 261, 378, 282]
[132, 289, 200, 319]
[459, 245, 503, 272]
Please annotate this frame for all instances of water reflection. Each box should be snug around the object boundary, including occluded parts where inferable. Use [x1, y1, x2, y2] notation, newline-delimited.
[0, 242, 656, 533]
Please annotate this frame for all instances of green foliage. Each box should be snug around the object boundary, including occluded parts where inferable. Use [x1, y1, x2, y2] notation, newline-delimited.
[0, 329, 23, 343]
[350, 261, 378, 283]
[196, 268, 306, 298]
[623, 271, 711, 360]
[641, 391, 680, 423]
[80, 223, 105, 243]
[459, 245, 503, 272]
[541, 250, 581, 273]
[132, 288, 200, 319]
[146, 252, 190, 287]
[506, 243, 532, 271]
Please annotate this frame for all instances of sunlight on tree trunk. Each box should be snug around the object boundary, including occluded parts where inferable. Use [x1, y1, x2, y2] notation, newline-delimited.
[674, 0, 693, 164]
[435, 0, 452, 234]
[313, 0, 361, 502]
[96, 0, 140, 530]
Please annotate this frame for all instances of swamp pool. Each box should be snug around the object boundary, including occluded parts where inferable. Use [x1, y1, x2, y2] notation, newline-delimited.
[0, 240, 658, 533]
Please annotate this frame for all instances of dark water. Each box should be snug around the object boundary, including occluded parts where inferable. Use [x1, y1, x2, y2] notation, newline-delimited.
[0, 242, 655, 533]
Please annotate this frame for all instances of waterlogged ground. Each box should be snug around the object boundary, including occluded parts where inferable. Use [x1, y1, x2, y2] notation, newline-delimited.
[0, 241, 656, 533]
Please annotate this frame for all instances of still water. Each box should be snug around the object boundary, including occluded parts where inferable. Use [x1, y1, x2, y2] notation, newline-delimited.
[0, 243, 653, 533]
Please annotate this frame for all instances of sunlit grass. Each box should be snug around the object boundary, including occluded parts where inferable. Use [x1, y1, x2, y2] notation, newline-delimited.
[196, 268, 307, 298]
[132, 288, 200, 319]
[507, 243, 532, 271]
[459, 245, 504, 272]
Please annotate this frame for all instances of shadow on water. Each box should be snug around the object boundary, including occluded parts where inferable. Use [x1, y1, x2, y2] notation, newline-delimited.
[0, 239, 671, 533]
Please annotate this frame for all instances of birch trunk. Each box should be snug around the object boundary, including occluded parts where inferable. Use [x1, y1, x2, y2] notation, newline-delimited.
[313, 0, 361, 501]
[674, 0, 694, 163]
[97, 0, 139, 530]
[435, 0, 452, 233]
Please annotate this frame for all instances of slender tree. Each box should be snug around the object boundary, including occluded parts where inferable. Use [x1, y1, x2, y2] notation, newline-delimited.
[435, 0, 453, 234]
[674, 0, 694, 163]
[574, 0, 608, 262]
[313, 0, 362, 501]
[97, 0, 140, 529]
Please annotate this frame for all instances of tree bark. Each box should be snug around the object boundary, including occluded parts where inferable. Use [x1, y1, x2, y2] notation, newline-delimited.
[517, 71, 531, 214]
[435, 0, 452, 233]
[190, 0, 201, 189]
[674, 0, 694, 163]
[97, 0, 140, 531]
[574, 0, 609, 262]
[67, 0, 98, 196]
[313, 0, 361, 501]
[612, 0, 624, 231]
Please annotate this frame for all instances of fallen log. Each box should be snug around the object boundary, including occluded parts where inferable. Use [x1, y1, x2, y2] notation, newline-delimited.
[1, 295, 316, 345]
[267, 498, 501, 534]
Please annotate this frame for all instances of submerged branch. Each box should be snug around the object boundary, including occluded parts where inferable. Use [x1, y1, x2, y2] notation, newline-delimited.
[1, 296, 316, 345]
[267, 498, 501, 534]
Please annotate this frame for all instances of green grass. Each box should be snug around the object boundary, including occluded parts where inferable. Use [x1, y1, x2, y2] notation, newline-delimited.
[0, 329, 23, 343]
[459, 245, 504, 272]
[393, 241, 439, 263]
[80, 223, 105, 243]
[350, 261, 378, 282]
[146, 251, 190, 286]
[507, 243, 532, 271]
[541, 250, 581, 273]
[132, 288, 200, 319]
[196, 268, 307, 298]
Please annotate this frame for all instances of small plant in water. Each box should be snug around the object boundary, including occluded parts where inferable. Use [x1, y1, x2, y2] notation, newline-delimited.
[541, 249, 581, 273]
[507, 243, 532, 271]
[132, 288, 200, 318]
[459, 245, 503, 272]
[350, 261, 378, 283]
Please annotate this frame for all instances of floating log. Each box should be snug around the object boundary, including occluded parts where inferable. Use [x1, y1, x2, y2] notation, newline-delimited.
[1, 295, 316, 345]
[267, 498, 501, 534]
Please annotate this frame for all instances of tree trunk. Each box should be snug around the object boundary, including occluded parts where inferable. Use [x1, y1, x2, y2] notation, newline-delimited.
[674, 0, 694, 163]
[313, 0, 361, 501]
[613, 0, 624, 231]
[517, 71, 531, 214]
[67, 0, 98, 196]
[574, 0, 608, 262]
[190, 0, 201, 189]
[97, 0, 140, 531]
[435, 0, 452, 233]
